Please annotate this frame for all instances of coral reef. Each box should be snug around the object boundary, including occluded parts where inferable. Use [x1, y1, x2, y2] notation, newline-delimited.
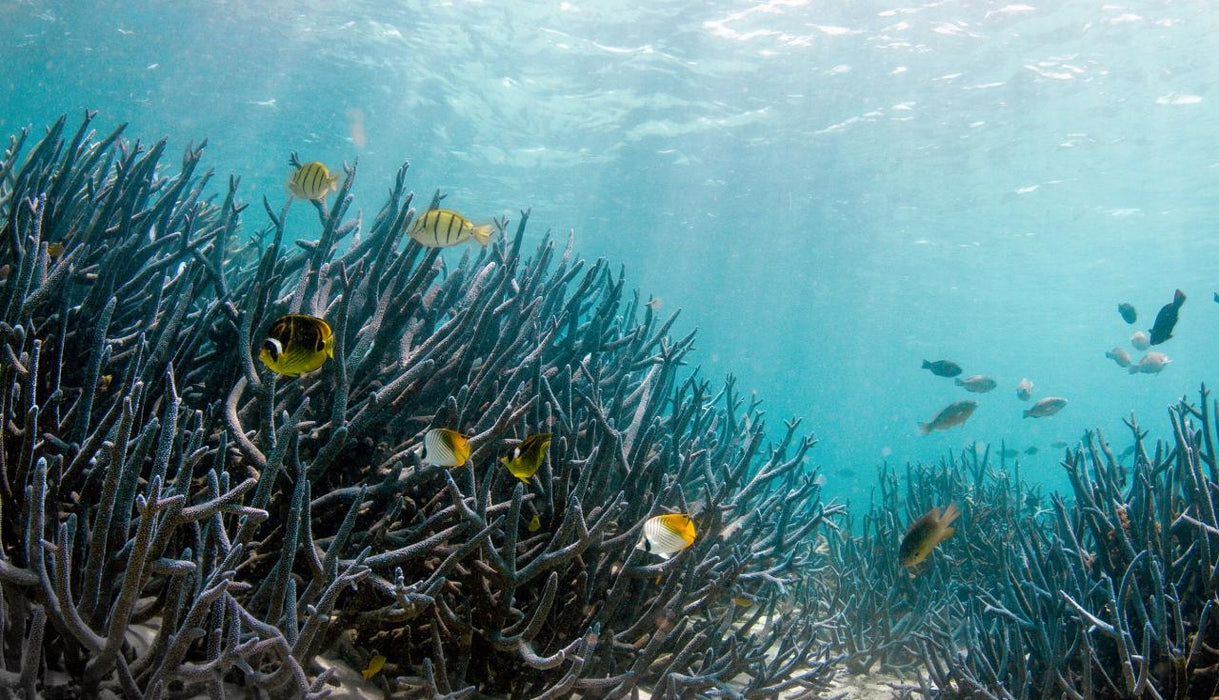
[834, 392, 1219, 699]
[0, 113, 841, 698]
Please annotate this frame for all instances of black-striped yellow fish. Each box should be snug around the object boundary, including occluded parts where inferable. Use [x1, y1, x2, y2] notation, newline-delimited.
[408, 209, 494, 248]
[636, 514, 697, 560]
[258, 314, 334, 377]
[423, 428, 471, 468]
[287, 161, 338, 201]
[501, 433, 551, 484]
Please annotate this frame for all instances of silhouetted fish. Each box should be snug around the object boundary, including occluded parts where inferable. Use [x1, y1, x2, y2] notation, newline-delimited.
[1148, 289, 1185, 345]
[1119, 445, 1135, 459]
[922, 359, 962, 378]
[1051, 441, 1069, 449]
[1024, 446, 1038, 455]
[1118, 303, 1136, 324]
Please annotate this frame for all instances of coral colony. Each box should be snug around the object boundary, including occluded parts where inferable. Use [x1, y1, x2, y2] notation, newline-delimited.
[0, 114, 840, 698]
[2, 113, 1217, 698]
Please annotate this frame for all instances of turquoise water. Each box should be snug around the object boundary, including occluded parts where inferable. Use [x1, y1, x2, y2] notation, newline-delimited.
[4, 0, 1217, 505]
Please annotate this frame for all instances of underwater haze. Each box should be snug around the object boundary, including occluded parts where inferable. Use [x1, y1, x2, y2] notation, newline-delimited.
[3, 0, 1217, 505]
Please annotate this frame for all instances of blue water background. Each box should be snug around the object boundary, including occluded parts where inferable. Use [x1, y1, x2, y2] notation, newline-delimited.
[3, 0, 1217, 507]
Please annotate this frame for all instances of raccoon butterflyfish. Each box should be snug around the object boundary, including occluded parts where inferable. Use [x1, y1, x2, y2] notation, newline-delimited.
[528, 514, 541, 532]
[408, 209, 494, 248]
[288, 161, 338, 201]
[898, 503, 960, 567]
[423, 428, 471, 468]
[258, 314, 334, 377]
[636, 514, 697, 560]
[502, 433, 551, 483]
[361, 654, 386, 680]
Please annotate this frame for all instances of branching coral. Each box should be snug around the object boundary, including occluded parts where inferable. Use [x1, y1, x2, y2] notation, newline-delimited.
[0, 112, 841, 699]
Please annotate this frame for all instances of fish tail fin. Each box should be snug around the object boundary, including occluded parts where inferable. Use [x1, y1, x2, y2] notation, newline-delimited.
[472, 224, 494, 246]
[941, 502, 961, 527]
[918, 422, 931, 435]
[1174, 289, 1186, 307]
[921, 360, 931, 369]
[954, 378, 964, 386]
[1127, 366, 1139, 375]
[1022, 409, 1031, 418]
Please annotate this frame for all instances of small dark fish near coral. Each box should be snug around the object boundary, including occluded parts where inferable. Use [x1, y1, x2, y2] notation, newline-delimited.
[1024, 446, 1038, 455]
[1023, 397, 1067, 418]
[899, 503, 960, 567]
[919, 399, 978, 435]
[1118, 302, 1137, 324]
[1119, 445, 1135, 459]
[1148, 289, 1185, 345]
[259, 314, 334, 376]
[1051, 440, 1069, 449]
[922, 359, 962, 377]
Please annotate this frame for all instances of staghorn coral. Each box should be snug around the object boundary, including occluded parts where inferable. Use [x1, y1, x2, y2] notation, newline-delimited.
[0, 112, 842, 698]
[831, 390, 1219, 699]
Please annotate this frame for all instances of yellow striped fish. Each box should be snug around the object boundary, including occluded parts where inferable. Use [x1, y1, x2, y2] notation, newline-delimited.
[287, 161, 338, 201]
[408, 209, 494, 248]
[637, 514, 697, 560]
[258, 314, 334, 377]
[423, 428, 471, 468]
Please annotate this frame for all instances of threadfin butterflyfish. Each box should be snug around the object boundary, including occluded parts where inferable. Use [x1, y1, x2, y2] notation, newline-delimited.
[423, 428, 471, 468]
[258, 314, 334, 377]
[637, 514, 696, 560]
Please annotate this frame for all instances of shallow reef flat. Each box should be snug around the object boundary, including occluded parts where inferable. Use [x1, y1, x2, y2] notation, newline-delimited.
[4, 114, 1219, 699]
[0, 113, 843, 698]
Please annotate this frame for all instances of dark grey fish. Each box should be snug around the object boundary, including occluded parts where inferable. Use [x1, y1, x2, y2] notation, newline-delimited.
[922, 359, 962, 378]
[1051, 440, 1069, 449]
[1148, 289, 1185, 345]
[1000, 448, 1018, 458]
[1119, 445, 1135, 459]
[1024, 446, 1038, 455]
[1118, 303, 1136, 324]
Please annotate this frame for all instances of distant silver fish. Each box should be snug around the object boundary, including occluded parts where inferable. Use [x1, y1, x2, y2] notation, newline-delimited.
[919, 400, 978, 435]
[1128, 352, 1170, 375]
[1023, 397, 1067, 419]
[1015, 378, 1033, 401]
[1131, 331, 1151, 351]
[955, 375, 997, 393]
[1105, 347, 1132, 368]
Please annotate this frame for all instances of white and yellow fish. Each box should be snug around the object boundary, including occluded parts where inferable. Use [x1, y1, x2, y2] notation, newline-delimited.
[423, 428, 471, 468]
[637, 514, 697, 560]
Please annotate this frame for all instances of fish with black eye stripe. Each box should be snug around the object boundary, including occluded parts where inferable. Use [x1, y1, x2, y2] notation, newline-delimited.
[258, 314, 334, 377]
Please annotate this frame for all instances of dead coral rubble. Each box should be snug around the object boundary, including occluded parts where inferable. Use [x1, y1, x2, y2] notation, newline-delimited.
[0, 113, 840, 698]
